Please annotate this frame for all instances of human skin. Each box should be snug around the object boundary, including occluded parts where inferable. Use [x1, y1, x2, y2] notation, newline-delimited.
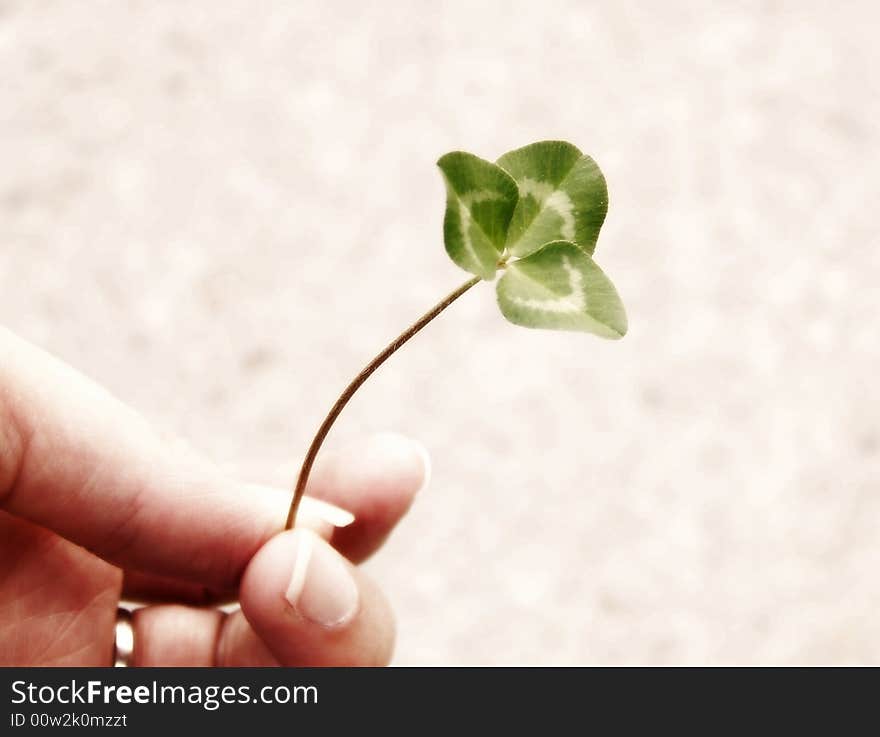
[0, 328, 429, 666]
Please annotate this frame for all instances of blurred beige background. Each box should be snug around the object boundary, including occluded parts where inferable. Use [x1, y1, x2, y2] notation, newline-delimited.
[1, 1, 878, 663]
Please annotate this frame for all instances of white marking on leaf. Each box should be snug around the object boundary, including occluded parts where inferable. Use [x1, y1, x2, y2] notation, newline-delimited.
[518, 177, 555, 202]
[510, 256, 587, 314]
[517, 178, 576, 240]
[544, 191, 576, 240]
[458, 190, 504, 268]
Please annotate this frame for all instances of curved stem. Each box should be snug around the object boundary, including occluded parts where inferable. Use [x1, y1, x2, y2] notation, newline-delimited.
[284, 275, 481, 530]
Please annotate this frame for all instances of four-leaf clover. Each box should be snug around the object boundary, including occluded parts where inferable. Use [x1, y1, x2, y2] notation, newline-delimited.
[438, 140, 627, 337]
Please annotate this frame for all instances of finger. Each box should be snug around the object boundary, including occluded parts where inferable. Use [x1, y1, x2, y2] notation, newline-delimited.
[131, 606, 280, 666]
[240, 529, 395, 666]
[0, 329, 361, 590]
[131, 606, 225, 666]
[290, 433, 430, 562]
[120, 494, 353, 605]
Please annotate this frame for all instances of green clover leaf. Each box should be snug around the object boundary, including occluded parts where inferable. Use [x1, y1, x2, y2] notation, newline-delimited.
[437, 151, 519, 280]
[496, 140, 608, 258]
[496, 240, 627, 338]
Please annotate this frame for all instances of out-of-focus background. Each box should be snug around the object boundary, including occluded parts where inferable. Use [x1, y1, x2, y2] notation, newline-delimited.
[1, 1, 878, 663]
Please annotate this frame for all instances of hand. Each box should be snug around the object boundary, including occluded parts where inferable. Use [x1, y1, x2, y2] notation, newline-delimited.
[0, 328, 429, 666]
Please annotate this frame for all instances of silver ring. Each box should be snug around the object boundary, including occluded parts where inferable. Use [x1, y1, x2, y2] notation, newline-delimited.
[114, 607, 135, 667]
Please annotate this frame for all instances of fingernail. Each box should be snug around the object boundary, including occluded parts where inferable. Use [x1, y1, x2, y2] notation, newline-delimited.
[285, 531, 359, 628]
[299, 496, 356, 528]
[412, 440, 432, 495]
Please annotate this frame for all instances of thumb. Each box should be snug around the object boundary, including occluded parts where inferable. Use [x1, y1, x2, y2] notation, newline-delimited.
[239, 529, 395, 666]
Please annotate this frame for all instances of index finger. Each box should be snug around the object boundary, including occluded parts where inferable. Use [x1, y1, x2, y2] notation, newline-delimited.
[0, 329, 363, 588]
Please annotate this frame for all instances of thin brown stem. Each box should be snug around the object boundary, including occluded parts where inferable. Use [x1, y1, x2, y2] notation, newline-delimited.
[284, 275, 481, 530]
